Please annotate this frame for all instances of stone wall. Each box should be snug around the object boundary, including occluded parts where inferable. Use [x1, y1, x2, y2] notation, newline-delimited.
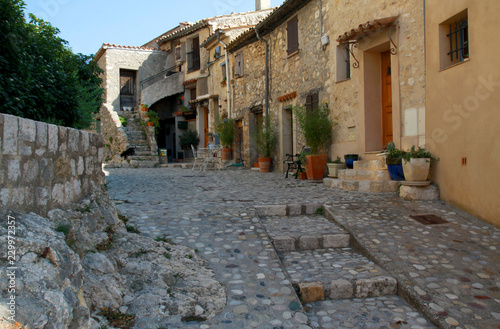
[0, 114, 104, 216]
[99, 104, 129, 164]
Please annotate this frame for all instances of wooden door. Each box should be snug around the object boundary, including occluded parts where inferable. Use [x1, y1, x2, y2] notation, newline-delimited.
[120, 69, 136, 111]
[381, 51, 393, 147]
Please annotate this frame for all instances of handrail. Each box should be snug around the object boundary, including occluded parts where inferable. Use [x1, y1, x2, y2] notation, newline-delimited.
[139, 64, 181, 89]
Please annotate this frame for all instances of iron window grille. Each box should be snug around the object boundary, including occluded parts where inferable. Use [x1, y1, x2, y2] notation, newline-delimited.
[447, 18, 469, 62]
[187, 50, 200, 72]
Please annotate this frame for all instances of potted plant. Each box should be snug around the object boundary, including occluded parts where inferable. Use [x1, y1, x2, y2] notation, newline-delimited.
[293, 103, 335, 180]
[327, 157, 346, 178]
[385, 141, 406, 181]
[253, 115, 277, 173]
[179, 130, 200, 158]
[215, 115, 234, 161]
[344, 154, 359, 169]
[402, 145, 436, 181]
[141, 104, 149, 112]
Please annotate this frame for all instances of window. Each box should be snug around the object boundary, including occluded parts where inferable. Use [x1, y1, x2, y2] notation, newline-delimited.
[234, 52, 244, 77]
[287, 16, 299, 55]
[214, 46, 221, 59]
[448, 18, 468, 62]
[336, 45, 351, 82]
[221, 63, 227, 83]
[305, 93, 319, 113]
[187, 36, 200, 72]
[175, 43, 185, 62]
[440, 10, 469, 69]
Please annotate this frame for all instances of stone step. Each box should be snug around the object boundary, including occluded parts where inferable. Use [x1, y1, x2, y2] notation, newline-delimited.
[338, 169, 391, 181]
[323, 178, 400, 193]
[280, 248, 397, 303]
[128, 156, 155, 161]
[260, 215, 350, 252]
[353, 159, 387, 171]
[129, 160, 159, 168]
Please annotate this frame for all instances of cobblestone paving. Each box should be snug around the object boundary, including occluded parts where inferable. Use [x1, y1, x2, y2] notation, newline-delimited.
[261, 215, 348, 240]
[281, 248, 388, 285]
[105, 168, 500, 329]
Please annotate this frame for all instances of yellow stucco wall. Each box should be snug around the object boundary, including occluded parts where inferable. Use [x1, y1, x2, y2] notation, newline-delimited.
[425, 0, 500, 227]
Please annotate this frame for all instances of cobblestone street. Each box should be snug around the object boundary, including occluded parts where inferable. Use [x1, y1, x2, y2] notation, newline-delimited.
[105, 168, 500, 329]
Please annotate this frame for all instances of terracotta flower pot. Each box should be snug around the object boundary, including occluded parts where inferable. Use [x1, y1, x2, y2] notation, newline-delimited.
[147, 122, 154, 126]
[253, 162, 259, 168]
[298, 171, 307, 180]
[305, 154, 328, 180]
[258, 157, 271, 173]
[142, 108, 148, 112]
[402, 158, 430, 181]
[221, 148, 231, 161]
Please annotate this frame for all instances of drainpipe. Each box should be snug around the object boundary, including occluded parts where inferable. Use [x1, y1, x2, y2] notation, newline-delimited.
[255, 27, 269, 118]
[217, 32, 231, 119]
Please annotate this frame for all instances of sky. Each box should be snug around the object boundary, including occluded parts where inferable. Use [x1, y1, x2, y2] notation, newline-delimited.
[23, 0, 286, 56]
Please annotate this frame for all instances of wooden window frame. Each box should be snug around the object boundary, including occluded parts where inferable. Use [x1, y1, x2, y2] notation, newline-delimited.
[287, 16, 299, 56]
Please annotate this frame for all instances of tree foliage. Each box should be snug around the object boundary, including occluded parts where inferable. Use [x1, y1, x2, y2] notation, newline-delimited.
[0, 0, 103, 128]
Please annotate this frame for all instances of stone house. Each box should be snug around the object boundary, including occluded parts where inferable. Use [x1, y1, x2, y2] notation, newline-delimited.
[223, 0, 426, 172]
[94, 43, 170, 167]
[142, 8, 273, 162]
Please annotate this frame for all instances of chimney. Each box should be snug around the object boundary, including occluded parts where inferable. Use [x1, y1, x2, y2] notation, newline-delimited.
[256, 0, 271, 11]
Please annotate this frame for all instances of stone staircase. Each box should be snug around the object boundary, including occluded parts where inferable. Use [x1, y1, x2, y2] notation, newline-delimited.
[324, 159, 400, 193]
[119, 110, 159, 168]
[256, 205, 398, 304]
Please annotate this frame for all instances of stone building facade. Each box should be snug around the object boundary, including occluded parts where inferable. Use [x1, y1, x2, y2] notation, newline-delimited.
[224, 0, 426, 171]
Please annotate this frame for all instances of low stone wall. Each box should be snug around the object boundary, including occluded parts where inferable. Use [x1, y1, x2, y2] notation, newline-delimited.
[0, 113, 105, 216]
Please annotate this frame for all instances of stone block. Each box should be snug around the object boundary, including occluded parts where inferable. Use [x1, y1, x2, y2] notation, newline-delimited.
[70, 159, 76, 176]
[36, 121, 48, 148]
[98, 148, 104, 164]
[287, 204, 302, 216]
[2, 115, 18, 155]
[19, 117, 36, 142]
[323, 234, 350, 248]
[8, 159, 20, 182]
[36, 187, 50, 206]
[11, 188, 25, 205]
[273, 236, 295, 252]
[342, 180, 359, 191]
[58, 126, 67, 154]
[48, 124, 59, 154]
[255, 205, 287, 216]
[52, 183, 65, 206]
[68, 128, 80, 152]
[78, 157, 85, 176]
[65, 181, 74, 203]
[299, 235, 319, 250]
[73, 179, 82, 199]
[322, 178, 334, 188]
[299, 282, 324, 303]
[20, 145, 32, 156]
[85, 157, 95, 175]
[330, 279, 353, 300]
[40, 158, 54, 182]
[23, 159, 39, 183]
[0, 188, 9, 205]
[304, 204, 323, 215]
[400, 185, 439, 201]
[81, 131, 90, 153]
[355, 276, 397, 298]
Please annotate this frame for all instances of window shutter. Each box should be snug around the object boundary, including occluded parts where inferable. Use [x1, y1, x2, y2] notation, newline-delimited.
[235, 52, 244, 77]
[305, 94, 312, 113]
[312, 93, 319, 110]
[287, 16, 299, 55]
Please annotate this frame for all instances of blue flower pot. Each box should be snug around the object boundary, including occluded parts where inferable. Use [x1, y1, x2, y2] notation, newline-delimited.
[344, 154, 359, 169]
[387, 164, 405, 181]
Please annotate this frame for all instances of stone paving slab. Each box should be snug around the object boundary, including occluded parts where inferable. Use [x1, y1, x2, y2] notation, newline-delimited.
[305, 296, 437, 328]
[280, 248, 396, 300]
[324, 203, 500, 329]
[261, 215, 350, 251]
[105, 168, 500, 329]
